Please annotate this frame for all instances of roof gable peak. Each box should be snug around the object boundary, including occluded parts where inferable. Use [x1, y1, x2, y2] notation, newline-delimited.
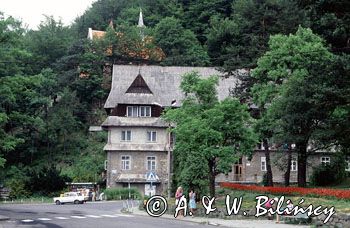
[126, 73, 153, 94]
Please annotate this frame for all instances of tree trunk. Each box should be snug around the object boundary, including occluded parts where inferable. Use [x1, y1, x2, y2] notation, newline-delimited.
[297, 142, 308, 187]
[63, 133, 66, 156]
[45, 106, 51, 163]
[284, 146, 292, 186]
[263, 139, 273, 186]
[208, 159, 216, 197]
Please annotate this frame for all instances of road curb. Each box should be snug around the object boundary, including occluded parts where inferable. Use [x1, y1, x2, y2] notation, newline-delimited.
[128, 208, 311, 228]
[128, 207, 223, 227]
[0, 200, 123, 206]
[0, 215, 10, 221]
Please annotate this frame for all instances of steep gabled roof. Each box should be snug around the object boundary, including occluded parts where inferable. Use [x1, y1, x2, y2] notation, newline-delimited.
[137, 8, 145, 28]
[104, 65, 241, 109]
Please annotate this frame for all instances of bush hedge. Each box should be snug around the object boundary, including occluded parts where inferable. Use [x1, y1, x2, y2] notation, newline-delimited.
[310, 155, 347, 186]
[104, 187, 141, 200]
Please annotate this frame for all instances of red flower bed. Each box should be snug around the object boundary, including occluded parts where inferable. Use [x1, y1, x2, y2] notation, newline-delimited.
[220, 182, 350, 200]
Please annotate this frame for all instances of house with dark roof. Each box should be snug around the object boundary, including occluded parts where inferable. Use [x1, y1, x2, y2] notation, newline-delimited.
[101, 65, 350, 196]
[101, 65, 235, 196]
[97, 8, 349, 196]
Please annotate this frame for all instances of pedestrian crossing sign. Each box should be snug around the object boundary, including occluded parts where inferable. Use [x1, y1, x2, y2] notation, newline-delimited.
[146, 171, 158, 182]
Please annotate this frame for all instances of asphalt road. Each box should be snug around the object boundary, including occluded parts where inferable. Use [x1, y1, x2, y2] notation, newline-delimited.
[0, 201, 215, 228]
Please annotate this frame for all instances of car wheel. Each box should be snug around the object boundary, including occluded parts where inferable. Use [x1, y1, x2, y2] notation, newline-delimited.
[55, 200, 61, 205]
[74, 200, 79, 204]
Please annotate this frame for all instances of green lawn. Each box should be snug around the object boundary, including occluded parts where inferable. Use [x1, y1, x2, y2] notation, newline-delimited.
[0, 196, 53, 204]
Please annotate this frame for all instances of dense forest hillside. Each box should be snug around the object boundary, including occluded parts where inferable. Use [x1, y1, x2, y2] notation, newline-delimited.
[0, 0, 349, 196]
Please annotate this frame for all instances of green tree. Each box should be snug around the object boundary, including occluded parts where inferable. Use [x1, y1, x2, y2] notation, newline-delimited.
[98, 23, 163, 64]
[208, 0, 306, 69]
[254, 114, 276, 186]
[0, 112, 6, 167]
[164, 72, 257, 196]
[61, 132, 106, 182]
[310, 153, 347, 186]
[0, 70, 58, 192]
[0, 72, 53, 166]
[0, 157, 4, 168]
[154, 17, 209, 66]
[206, 0, 306, 186]
[4, 165, 31, 198]
[116, 1, 183, 27]
[0, 12, 32, 77]
[72, 0, 132, 37]
[29, 165, 71, 195]
[207, 17, 238, 67]
[308, 55, 350, 158]
[25, 16, 73, 74]
[72, 0, 182, 37]
[45, 88, 83, 160]
[72, 50, 107, 110]
[299, 0, 350, 50]
[252, 27, 349, 187]
[181, 0, 232, 44]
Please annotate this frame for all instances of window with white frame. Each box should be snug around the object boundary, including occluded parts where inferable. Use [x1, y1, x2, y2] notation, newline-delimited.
[121, 130, 132, 141]
[139, 106, 151, 117]
[108, 131, 111, 144]
[261, 157, 267, 171]
[346, 157, 350, 172]
[321, 156, 330, 165]
[147, 156, 156, 171]
[121, 155, 131, 170]
[127, 106, 151, 117]
[127, 106, 138, 117]
[147, 131, 157, 142]
[291, 160, 298, 171]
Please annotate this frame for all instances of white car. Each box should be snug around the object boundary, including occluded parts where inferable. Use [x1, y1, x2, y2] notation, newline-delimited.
[53, 192, 85, 205]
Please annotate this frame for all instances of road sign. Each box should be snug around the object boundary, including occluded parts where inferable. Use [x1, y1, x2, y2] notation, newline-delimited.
[146, 171, 158, 182]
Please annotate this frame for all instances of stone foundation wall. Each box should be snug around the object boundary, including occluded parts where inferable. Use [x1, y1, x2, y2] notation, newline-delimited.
[312, 213, 350, 228]
[163, 203, 350, 228]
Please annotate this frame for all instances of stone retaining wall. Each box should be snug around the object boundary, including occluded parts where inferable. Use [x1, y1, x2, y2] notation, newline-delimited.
[159, 204, 350, 227]
[312, 213, 350, 228]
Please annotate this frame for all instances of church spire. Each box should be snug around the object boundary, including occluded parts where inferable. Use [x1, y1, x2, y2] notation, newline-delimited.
[137, 8, 145, 28]
[108, 19, 114, 30]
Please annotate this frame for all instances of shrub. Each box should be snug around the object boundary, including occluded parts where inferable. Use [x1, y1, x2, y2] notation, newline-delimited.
[29, 166, 71, 195]
[310, 164, 334, 186]
[310, 155, 347, 186]
[104, 187, 141, 200]
[140, 195, 150, 210]
[261, 173, 269, 186]
[7, 179, 30, 199]
[4, 165, 31, 198]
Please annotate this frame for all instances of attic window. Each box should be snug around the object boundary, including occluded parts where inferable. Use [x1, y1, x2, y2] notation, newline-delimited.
[126, 73, 152, 94]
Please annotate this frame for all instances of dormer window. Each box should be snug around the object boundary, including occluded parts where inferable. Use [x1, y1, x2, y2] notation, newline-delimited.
[140, 106, 151, 117]
[127, 106, 151, 117]
[127, 106, 138, 117]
